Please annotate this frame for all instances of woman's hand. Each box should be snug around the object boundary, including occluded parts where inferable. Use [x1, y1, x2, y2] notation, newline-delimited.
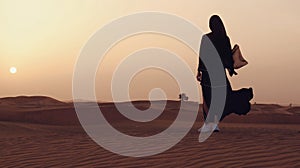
[196, 71, 202, 82]
[229, 69, 238, 76]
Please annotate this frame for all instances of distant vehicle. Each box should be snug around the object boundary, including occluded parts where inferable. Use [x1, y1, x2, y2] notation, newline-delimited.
[179, 93, 189, 101]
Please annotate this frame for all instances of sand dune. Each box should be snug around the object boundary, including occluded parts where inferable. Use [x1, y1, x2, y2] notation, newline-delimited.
[0, 96, 67, 107]
[0, 96, 299, 167]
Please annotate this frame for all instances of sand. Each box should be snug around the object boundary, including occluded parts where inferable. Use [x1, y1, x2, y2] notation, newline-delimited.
[0, 96, 299, 167]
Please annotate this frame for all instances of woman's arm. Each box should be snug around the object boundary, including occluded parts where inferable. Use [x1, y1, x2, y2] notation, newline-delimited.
[198, 36, 207, 72]
[224, 36, 237, 76]
[197, 36, 208, 81]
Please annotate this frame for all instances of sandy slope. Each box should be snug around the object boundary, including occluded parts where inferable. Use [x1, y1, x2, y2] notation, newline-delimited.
[0, 97, 299, 167]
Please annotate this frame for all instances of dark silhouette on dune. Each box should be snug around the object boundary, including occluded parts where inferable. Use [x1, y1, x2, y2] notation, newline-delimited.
[197, 15, 253, 131]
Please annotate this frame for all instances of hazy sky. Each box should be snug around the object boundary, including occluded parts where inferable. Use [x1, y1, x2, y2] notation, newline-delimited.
[1, 0, 300, 104]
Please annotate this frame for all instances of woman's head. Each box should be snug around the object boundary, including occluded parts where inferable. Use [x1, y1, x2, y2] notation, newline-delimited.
[209, 15, 227, 36]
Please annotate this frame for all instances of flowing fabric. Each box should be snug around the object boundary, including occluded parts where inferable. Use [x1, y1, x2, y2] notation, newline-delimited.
[198, 30, 253, 122]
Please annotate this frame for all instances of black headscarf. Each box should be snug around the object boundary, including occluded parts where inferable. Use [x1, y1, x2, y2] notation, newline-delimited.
[209, 15, 227, 38]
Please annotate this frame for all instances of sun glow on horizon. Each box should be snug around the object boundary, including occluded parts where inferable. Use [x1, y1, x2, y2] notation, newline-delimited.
[9, 67, 17, 74]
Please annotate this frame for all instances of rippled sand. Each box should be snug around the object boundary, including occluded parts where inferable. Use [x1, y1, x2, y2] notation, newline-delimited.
[0, 98, 299, 167]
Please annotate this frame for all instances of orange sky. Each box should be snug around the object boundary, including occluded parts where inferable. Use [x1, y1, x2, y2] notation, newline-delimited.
[1, 0, 300, 104]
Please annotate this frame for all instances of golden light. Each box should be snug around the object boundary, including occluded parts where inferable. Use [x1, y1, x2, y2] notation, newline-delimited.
[10, 67, 17, 74]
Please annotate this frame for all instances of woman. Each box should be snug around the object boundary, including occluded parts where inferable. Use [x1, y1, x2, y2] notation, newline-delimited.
[197, 15, 237, 132]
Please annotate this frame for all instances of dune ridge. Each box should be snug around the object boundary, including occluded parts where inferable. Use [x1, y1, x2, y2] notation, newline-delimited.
[0, 96, 299, 167]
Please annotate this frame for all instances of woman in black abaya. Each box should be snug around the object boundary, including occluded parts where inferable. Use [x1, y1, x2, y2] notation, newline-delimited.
[197, 15, 253, 132]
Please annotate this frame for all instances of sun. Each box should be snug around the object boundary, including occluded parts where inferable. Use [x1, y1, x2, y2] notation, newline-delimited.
[10, 67, 17, 74]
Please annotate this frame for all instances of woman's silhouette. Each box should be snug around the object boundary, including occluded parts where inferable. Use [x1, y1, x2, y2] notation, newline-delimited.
[197, 15, 253, 132]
